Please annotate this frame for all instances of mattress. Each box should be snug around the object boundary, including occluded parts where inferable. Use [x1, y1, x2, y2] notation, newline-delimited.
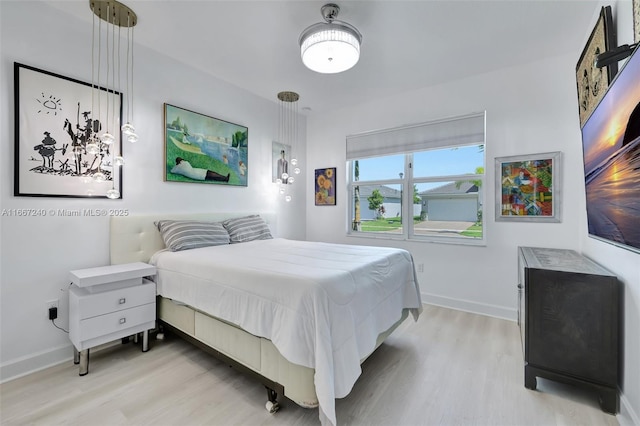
[150, 238, 422, 425]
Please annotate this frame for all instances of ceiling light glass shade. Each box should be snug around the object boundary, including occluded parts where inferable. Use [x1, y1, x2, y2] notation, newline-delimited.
[299, 21, 362, 74]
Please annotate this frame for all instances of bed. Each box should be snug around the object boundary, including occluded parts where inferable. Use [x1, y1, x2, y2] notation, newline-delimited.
[110, 212, 422, 425]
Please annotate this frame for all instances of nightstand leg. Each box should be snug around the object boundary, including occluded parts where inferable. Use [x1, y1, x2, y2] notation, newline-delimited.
[142, 330, 149, 352]
[133, 333, 139, 344]
[79, 349, 90, 376]
[73, 347, 80, 365]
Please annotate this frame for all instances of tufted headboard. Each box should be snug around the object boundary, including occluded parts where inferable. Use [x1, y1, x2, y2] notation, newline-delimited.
[109, 212, 277, 265]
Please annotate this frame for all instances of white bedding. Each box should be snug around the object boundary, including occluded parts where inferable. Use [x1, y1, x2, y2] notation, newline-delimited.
[150, 238, 422, 425]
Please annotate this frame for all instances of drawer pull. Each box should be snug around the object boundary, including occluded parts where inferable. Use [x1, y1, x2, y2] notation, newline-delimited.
[119, 298, 126, 304]
[119, 318, 126, 324]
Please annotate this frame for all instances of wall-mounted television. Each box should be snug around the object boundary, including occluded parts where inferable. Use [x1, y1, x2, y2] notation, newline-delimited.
[581, 44, 640, 254]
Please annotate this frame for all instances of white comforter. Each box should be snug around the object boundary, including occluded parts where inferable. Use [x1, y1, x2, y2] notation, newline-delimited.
[150, 238, 422, 425]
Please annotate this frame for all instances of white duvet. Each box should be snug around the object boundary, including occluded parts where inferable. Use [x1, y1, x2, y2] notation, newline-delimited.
[150, 238, 422, 425]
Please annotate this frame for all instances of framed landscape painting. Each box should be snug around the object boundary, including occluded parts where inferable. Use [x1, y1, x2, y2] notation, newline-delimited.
[164, 103, 248, 186]
[315, 167, 336, 206]
[495, 152, 562, 222]
[14, 63, 122, 198]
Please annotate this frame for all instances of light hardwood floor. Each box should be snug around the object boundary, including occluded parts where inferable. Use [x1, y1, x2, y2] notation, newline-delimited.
[0, 305, 619, 425]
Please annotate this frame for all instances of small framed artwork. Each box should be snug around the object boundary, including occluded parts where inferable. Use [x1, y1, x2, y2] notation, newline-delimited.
[495, 152, 562, 222]
[272, 141, 291, 183]
[315, 167, 336, 206]
[14, 62, 122, 198]
[164, 103, 248, 186]
[576, 6, 617, 128]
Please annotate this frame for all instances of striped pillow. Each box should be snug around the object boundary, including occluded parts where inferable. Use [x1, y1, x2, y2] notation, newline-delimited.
[222, 215, 273, 243]
[155, 220, 230, 251]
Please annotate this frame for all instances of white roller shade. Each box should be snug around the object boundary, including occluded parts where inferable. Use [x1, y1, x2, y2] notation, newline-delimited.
[346, 112, 485, 160]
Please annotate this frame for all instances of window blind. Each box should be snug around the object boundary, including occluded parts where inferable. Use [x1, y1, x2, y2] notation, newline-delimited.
[346, 111, 485, 160]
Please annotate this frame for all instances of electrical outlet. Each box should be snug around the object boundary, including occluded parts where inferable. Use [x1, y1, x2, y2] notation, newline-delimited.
[46, 299, 59, 319]
[417, 263, 424, 273]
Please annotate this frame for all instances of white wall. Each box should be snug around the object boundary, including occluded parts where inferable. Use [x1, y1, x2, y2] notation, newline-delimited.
[305, 2, 638, 423]
[0, 1, 306, 381]
[306, 52, 584, 319]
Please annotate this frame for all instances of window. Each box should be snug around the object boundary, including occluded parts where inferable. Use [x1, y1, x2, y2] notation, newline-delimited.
[347, 112, 486, 244]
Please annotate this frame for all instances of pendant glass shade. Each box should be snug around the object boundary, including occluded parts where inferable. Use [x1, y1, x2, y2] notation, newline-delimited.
[100, 132, 115, 144]
[106, 188, 121, 199]
[86, 143, 100, 155]
[299, 4, 362, 74]
[121, 122, 135, 135]
[93, 171, 106, 182]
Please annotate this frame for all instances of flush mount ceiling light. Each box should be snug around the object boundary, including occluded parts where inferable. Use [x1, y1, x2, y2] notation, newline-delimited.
[299, 3, 362, 74]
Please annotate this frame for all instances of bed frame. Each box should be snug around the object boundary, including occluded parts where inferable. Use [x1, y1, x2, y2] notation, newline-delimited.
[109, 212, 409, 412]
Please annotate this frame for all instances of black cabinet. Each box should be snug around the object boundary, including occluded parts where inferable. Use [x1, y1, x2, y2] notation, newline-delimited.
[517, 247, 620, 414]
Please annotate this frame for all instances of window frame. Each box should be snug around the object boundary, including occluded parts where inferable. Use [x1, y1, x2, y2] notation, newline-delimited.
[347, 146, 486, 246]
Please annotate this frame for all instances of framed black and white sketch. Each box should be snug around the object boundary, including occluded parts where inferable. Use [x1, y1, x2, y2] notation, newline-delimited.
[14, 63, 122, 198]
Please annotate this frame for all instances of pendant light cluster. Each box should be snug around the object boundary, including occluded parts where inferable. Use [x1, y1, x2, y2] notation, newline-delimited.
[88, 0, 137, 199]
[276, 91, 301, 202]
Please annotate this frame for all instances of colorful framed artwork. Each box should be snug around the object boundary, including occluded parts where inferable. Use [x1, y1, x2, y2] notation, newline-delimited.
[164, 103, 248, 186]
[272, 141, 291, 184]
[576, 6, 617, 128]
[315, 167, 336, 206]
[14, 62, 122, 198]
[495, 152, 562, 222]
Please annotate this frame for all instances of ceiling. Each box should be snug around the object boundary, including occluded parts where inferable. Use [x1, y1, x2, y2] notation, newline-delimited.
[48, 0, 600, 114]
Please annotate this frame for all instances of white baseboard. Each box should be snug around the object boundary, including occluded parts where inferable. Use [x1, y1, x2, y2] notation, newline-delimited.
[421, 292, 517, 322]
[618, 391, 640, 426]
[0, 343, 72, 384]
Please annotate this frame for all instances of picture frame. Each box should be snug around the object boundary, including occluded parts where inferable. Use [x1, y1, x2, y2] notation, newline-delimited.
[634, 0, 640, 43]
[272, 141, 292, 184]
[164, 103, 248, 186]
[495, 152, 562, 222]
[14, 63, 122, 198]
[576, 6, 617, 128]
[315, 167, 336, 206]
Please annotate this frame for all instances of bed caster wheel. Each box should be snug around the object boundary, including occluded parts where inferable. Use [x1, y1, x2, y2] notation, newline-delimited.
[265, 400, 280, 413]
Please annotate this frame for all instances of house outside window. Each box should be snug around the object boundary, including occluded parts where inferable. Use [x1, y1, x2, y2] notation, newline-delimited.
[347, 112, 486, 245]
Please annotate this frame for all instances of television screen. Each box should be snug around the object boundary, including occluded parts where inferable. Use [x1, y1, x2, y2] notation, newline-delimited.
[581, 45, 640, 253]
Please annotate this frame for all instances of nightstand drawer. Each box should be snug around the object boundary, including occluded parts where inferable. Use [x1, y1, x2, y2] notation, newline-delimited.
[78, 303, 155, 341]
[75, 281, 155, 319]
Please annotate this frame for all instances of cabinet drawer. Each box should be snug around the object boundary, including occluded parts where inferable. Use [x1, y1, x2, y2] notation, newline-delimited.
[78, 303, 155, 341]
[76, 281, 155, 319]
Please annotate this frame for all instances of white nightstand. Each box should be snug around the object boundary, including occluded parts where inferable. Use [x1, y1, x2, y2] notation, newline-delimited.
[69, 262, 157, 376]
